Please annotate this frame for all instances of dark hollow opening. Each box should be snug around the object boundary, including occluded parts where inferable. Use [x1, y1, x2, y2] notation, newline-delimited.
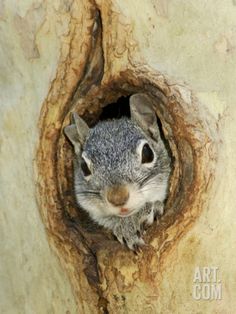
[99, 96, 131, 120]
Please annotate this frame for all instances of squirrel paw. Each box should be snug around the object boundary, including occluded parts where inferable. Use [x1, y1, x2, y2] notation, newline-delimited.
[126, 236, 145, 251]
[113, 218, 145, 251]
[139, 201, 164, 231]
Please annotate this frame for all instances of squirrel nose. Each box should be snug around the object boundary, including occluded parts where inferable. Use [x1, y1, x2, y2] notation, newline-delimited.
[106, 185, 129, 207]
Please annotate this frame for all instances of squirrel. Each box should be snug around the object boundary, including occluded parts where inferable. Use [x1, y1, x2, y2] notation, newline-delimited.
[64, 93, 171, 250]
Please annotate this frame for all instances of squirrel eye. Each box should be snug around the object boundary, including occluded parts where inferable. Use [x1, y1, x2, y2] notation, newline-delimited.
[141, 143, 154, 164]
[81, 158, 91, 176]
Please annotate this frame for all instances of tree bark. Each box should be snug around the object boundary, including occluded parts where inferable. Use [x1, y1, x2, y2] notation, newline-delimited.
[1, 0, 236, 313]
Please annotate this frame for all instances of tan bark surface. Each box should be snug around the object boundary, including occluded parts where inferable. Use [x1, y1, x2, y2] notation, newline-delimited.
[1, 0, 236, 313]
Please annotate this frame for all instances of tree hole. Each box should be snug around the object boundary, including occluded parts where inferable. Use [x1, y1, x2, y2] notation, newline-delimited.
[36, 70, 217, 296]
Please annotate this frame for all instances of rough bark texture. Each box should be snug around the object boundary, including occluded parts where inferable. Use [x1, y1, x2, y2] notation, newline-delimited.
[1, 0, 236, 313]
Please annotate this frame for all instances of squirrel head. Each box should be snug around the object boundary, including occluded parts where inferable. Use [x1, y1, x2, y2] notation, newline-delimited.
[64, 93, 170, 220]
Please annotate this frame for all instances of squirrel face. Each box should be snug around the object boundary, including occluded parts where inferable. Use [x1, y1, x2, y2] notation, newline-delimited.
[64, 94, 171, 221]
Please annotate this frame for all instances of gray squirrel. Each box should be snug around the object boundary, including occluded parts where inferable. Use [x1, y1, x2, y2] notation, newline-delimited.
[64, 93, 171, 250]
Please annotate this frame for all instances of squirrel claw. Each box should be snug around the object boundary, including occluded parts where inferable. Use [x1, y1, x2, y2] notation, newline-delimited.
[130, 237, 145, 251]
[124, 236, 145, 251]
[133, 241, 144, 253]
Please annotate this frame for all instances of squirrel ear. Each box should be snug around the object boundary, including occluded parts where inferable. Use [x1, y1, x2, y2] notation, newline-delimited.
[130, 93, 160, 140]
[64, 112, 89, 154]
[72, 112, 89, 143]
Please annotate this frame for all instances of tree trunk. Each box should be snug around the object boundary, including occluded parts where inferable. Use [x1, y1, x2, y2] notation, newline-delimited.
[1, 0, 236, 313]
